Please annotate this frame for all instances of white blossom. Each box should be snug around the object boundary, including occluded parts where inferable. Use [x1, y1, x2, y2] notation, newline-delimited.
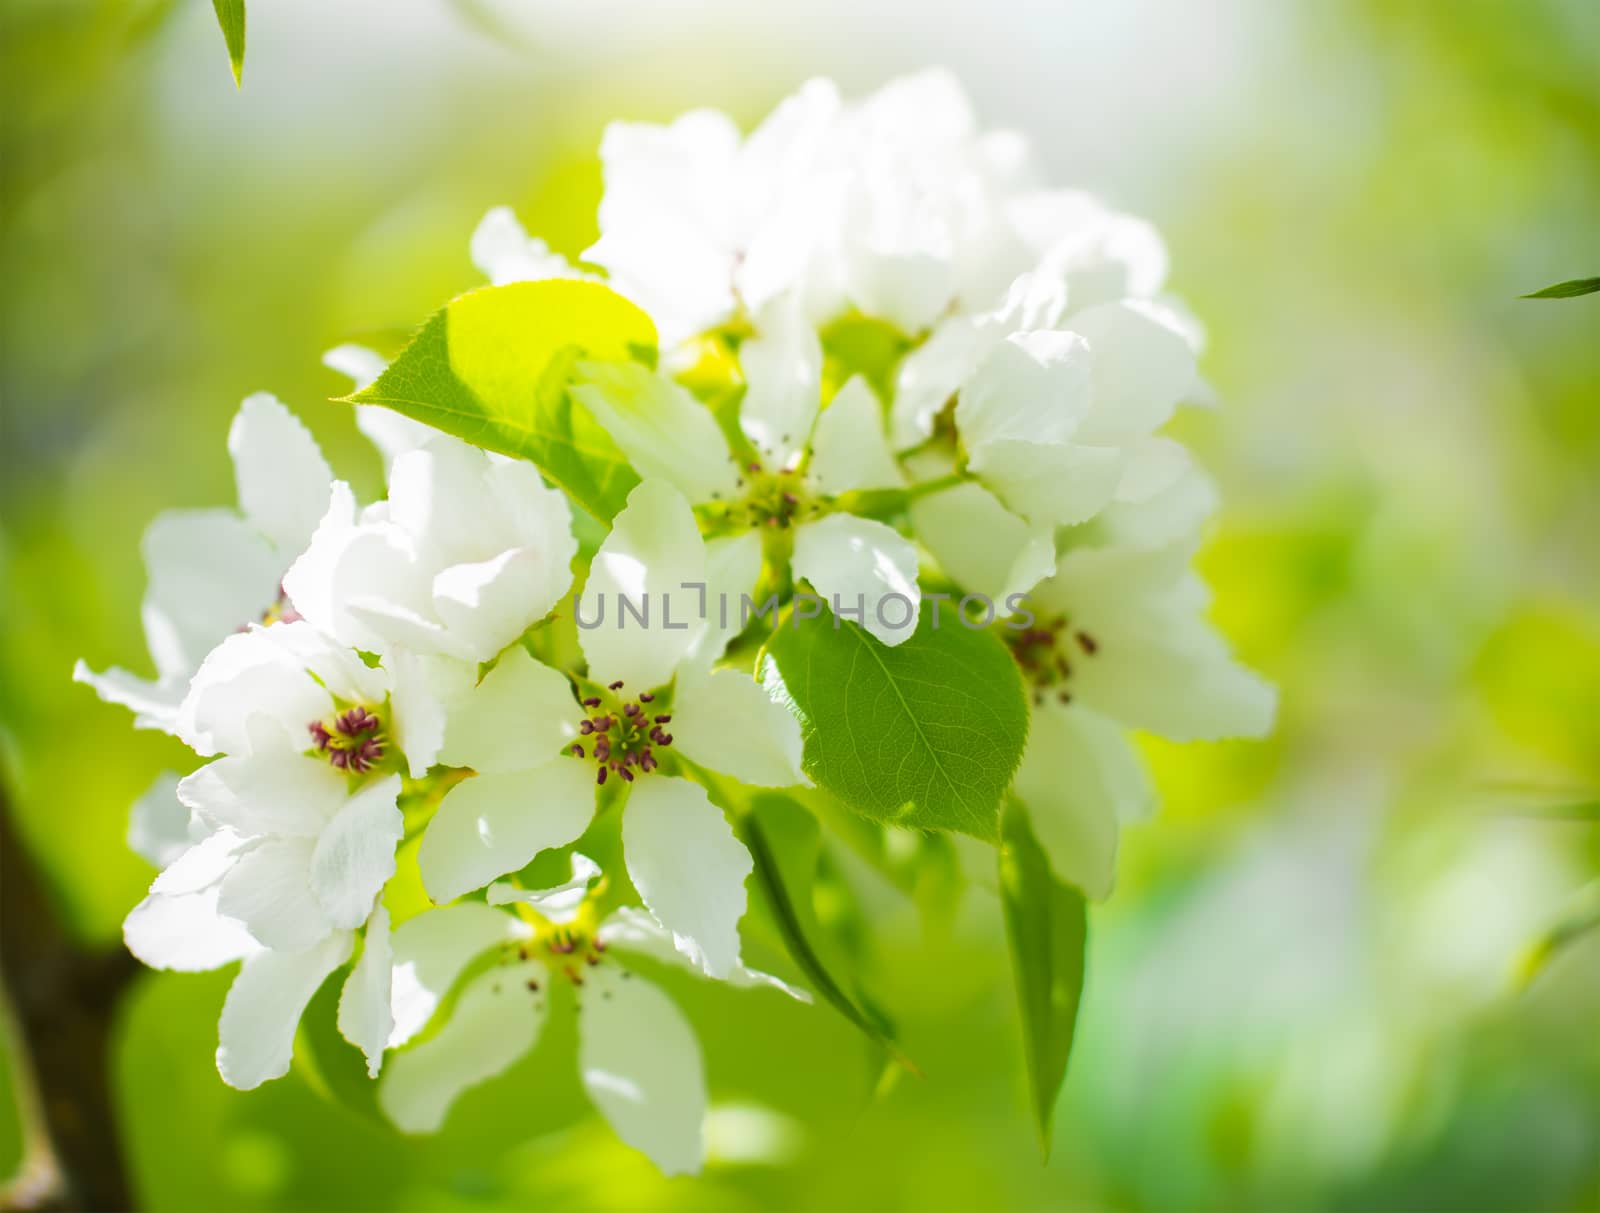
[377, 865, 803, 1173]
[74, 393, 333, 731]
[416, 479, 805, 983]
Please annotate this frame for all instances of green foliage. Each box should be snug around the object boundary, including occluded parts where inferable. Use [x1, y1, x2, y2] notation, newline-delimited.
[740, 796, 911, 1068]
[998, 799, 1087, 1158]
[762, 607, 1029, 840]
[211, 0, 246, 87]
[344, 281, 656, 521]
[1522, 277, 1600, 299]
[294, 968, 384, 1126]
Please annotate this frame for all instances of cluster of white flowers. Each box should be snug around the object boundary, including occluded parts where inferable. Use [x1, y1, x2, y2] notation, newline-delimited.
[78, 69, 1272, 1174]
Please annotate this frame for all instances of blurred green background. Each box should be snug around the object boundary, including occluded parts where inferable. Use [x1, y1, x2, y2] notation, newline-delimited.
[3, 0, 1598, 1209]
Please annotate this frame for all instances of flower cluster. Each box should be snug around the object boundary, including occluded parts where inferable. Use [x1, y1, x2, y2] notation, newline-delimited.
[79, 69, 1272, 1173]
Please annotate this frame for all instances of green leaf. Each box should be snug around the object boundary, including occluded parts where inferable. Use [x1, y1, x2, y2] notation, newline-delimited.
[740, 796, 916, 1072]
[761, 605, 1030, 840]
[999, 798, 1087, 1158]
[1522, 277, 1600, 299]
[210, 0, 245, 87]
[293, 965, 385, 1127]
[344, 280, 656, 522]
[1516, 882, 1600, 988]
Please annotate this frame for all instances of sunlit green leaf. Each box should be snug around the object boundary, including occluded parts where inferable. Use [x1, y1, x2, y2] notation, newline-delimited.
[762, 607, 1029, 840]
[999, 798, 1087, 1158]
[210, 0, 245, 87]
[343, 280, 655, 521]
[1522, 277, 1600, 299]
[741, 796, 914, 1072]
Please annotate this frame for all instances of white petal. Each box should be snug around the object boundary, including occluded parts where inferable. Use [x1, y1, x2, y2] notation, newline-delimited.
[388, 903, 530, 1048]
[126, 771, 195, 868]
[577, 479, 707, 690]
[599, 907, 809, 1002]
[1095, 441, 1219, 550]
[387, 651, 479, 777]
[890, 317, 985, 450]
[579, 967, 706, 1176]
[1012, 703, 1146, 899]
[909, 482, 1056, 605]
[437, 646, 578, 774]
[217, 932, 354, 1090]
[72, 662, 187, 735]
[216, 837, 333, 951]
[338, 903, 394, 1079]
[682, 531, 763, 666]
[357, 409, 442, 478]
[385, 440, 502, 567]
[281, 482, 420, 655]
[174, 626, 330, 757]
[845, 246, 954, 337]
[267, 619, 391, 705]
[228, 392, 334, 561]
[622, 778, 751, 980]
[150, 827, 251, 895]
[570, 362, 736, 503]
[178, 748, 348, 838]
[1070, 301, 1197, 442]
[968, 438, 1126, 528]
[487, 853, 601, 924]
[790, 514, 920, 647]
[587, 109, 742, 343]
[670, 665, 804, 788]
[311, 775, 404, 931]
[738, 299, 822, 468]
[123, 888, 260, 972]
[140, 508, 282, 678]
[806, 377, 903, 496]
[425, 457, 576, 659]
[470, 206, 574, 285]
[379, 959, 547, 1133]
[1068, 611, 1277, 741]
[431, 547, 570, 663]
[322, 343, 388, 391]
[418, 760, 596, 903]
[956, 330, 1092, 450]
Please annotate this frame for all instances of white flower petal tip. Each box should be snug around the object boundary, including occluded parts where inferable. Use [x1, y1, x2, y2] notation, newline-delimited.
[379, 958, 548, 1134]
[338, 903, 395, 1078]
[790, 514, 920, 647]
[598, 907, 811, 1003]
[580, 967, 706, 1176]
[470, 206, 576, 285]
[216, 932, 353, 1091]
[418, 762, 595, 904]
[670, 666, 805, 788]
[577, 478, 707, 690]
[622, 779, 753, 981]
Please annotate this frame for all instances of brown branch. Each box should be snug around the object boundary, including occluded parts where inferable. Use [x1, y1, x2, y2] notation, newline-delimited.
[1, 792, 139, 1212]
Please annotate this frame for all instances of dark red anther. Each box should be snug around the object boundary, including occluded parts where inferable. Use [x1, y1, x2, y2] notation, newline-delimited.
[624, 703, 639, 717]
[571, 744, 585, 758]
[639, 692, 654, 703]
[582, 696, 601, 708]
[596, 766, 608, 786]
[1075, 631, 1098, 655]
[654, 714, 671, 724]
[608, 681, 624, 691]
[579, 719, 595, 735]
[618, 767, 634, 783]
